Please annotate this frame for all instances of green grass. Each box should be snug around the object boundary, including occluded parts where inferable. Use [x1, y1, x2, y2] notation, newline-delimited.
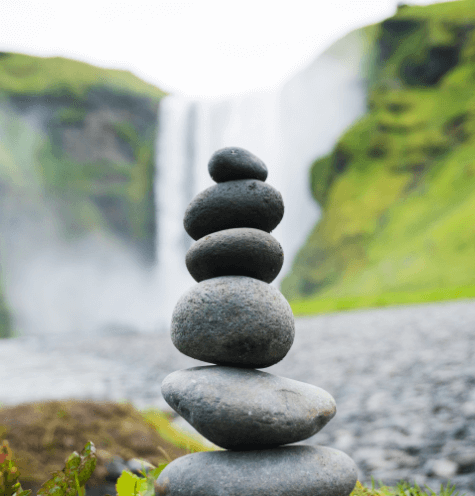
[351, 480, 464, 496]
[290, 284, 475, 316]
[0, 52, 166, 102]
[137, 406, 217, 454]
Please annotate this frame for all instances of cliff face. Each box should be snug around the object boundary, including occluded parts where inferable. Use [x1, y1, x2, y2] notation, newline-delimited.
[282, 0, 475, 301]
[0, 53, 166, 337]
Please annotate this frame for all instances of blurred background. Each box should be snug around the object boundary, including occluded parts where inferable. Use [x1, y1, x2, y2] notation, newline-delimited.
[1, 1, 475, 493]
[0, 0, 473, 339]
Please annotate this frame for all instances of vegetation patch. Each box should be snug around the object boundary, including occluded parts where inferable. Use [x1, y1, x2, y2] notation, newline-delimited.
[0, 53, 166, 103]
[290, 283, 475, 316]
[0, 399, 214, 495]
[282, 0, 475, 306]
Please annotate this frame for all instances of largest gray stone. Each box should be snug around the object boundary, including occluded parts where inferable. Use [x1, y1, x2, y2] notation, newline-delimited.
[183, 179, 284, 240]
[156, 445, 358, 496]
[171, 276, 294, 368]
[161, 366, 336, 450]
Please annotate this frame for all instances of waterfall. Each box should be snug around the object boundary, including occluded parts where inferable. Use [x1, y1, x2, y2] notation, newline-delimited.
[0, 29, 369, 339]
[155, 28, 369, 329]
[154, 97, 197, 330]
[0, 28, 368, 338]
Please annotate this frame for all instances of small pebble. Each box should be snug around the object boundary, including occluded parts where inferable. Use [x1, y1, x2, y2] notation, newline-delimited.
[127, 458, 156, 476]
[105, 456, 129, 482]
[427, 458, 458, 478]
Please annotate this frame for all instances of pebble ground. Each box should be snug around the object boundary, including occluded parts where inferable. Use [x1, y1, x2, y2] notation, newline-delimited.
[1, 298, 474, 495]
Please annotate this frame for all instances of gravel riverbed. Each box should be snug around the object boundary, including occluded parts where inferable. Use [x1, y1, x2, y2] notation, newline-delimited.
[1, 299, 475, 494]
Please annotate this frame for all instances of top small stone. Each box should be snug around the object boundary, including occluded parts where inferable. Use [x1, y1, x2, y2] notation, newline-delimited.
[208, 147, 268, 183]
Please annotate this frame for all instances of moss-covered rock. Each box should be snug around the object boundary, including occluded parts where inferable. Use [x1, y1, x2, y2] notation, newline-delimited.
[282, 0, 475, 302]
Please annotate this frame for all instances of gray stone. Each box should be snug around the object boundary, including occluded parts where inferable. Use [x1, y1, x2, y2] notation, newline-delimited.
[156, 445, 358, 496]
[450, 451, 475, 474]
[208, 147, 268, 183]
[126, 457, 156, 476]
[184, 179, 284, 240]
[171, 276, 294, 368]
[104, 455, 129, 481]
[186, 228, 283, 283]
[425, 458, 458, 478]
[161, 366, 336, 450]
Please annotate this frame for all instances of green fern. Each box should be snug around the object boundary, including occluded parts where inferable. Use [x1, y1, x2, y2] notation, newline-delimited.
[36, 441, 97, 496]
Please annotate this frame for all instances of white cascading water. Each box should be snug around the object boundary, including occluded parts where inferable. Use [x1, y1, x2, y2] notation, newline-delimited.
[154, 96, 198, 331]
[155, 28, 369, 328]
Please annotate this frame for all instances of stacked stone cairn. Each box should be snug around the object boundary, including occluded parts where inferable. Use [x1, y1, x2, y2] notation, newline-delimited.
[156, 147, 358, 496]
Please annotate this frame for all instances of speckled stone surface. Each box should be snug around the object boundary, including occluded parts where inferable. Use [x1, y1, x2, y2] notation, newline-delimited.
[208, 147, 268, 183]
[161, 366, 336, 450]
[155, 445, 358, 496]
[186, 228, 283, 283]
[183, 179, 284, 241]
[171, 276, 294, 368]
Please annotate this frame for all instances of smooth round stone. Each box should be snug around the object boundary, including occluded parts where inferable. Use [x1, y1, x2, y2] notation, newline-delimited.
[186, 228, 283, 283]
[183, 179, 284, 241]
[156, 445, 358, 496]
[208, 147, 268, 183]
[161, 366, 336, 450]
[171, 276, 294, 368]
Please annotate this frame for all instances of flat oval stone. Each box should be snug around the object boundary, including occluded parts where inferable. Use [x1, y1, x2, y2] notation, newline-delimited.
[184, 180, 284, 241]
[161, 366, 336, 450]
[156, 445, 358, 496]
[171, 276, 294, 368]
[208, 147, 268, 182]
[186, 228, 283, 283]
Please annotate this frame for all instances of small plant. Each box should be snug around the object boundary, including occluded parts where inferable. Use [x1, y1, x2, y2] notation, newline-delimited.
[1, 438, 168, 496]
[115, 462, 167, 496]
[36, 441, 96, 496]
[0, 440, 31, 496]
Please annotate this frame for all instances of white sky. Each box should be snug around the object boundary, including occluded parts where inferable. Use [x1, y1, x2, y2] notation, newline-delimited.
[0, 0, 461, 98]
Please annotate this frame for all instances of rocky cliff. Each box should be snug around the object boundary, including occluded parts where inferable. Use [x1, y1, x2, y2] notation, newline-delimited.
[0, 53, 166, 337]
[282, 0, 475, 302]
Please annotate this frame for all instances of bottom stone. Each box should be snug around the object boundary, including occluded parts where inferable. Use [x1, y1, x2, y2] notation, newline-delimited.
[156, 445, 357, 496]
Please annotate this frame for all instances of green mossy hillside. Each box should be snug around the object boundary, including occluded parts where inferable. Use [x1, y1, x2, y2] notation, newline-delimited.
[0, 52, 166, 102]
[282, 0, 475, 304]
